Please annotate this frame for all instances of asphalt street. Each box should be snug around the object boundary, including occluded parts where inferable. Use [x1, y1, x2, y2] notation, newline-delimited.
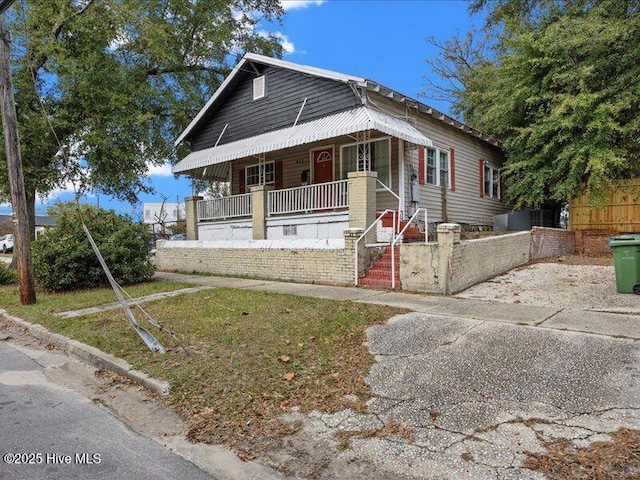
[0, 340, 215, 480]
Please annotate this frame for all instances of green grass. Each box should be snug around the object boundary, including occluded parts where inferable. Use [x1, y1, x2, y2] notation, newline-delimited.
[1, 286, 406, 454]
[0, 279, 193, 319]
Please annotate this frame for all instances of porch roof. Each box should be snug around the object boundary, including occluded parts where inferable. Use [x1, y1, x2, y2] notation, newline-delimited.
[172, 106, 433, 175]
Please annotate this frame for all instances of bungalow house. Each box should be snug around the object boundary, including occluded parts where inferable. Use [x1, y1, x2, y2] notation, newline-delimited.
[162, 53, 509, 288]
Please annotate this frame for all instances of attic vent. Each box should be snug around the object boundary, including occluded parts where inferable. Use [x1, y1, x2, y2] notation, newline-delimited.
[253, 75, 266, 100]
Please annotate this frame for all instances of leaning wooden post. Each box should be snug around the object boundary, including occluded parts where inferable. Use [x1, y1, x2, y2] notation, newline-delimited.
[0, 15, 36, 304]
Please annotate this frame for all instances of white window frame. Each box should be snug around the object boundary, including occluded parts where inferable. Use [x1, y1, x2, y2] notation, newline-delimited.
[339, 137, 392, 191]
[426, 148, 436, 185]
[245, 160, 275, 187]
[253, 75, 266, 101]
[483, 163, 501, 199]
[424, 147, 450, 187]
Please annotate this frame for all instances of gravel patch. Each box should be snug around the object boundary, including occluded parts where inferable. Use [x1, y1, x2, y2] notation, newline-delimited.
[456, 263, 640, 311]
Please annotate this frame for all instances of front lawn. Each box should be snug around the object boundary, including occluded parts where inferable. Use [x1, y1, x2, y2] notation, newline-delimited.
[1, 286, 406, 456]
[0, 279, 193, 319]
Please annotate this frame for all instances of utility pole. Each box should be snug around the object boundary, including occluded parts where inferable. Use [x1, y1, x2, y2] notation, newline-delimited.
[0, 13, 36, 304]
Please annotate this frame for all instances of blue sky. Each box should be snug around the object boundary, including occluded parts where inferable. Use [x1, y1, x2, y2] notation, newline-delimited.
[2, 0, 481, 218]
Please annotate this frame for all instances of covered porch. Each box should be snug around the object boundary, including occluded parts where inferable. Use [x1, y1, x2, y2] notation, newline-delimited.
[173, 106, 432, 242]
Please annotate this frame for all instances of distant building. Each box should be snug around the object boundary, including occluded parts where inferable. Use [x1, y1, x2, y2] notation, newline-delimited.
[0, 214, 56, 238]
[142, 202, 185, 234]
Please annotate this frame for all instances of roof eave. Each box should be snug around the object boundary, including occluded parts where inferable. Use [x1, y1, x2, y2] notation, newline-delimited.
[364, 81, 502, 148]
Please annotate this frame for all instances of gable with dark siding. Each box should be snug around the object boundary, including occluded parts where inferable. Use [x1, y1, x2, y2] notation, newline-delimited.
[188, 64, 361, 151]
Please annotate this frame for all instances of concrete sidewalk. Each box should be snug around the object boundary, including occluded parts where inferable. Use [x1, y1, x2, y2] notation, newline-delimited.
[154, 271, 640, 341]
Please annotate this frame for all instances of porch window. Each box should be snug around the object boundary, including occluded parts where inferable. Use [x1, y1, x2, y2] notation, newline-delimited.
[246, 161, 275, 187]
[340, 138, 390, 187]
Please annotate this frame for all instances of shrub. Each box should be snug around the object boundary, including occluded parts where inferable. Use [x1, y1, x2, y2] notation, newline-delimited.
[33, 202, 155, 291]
[0, 263, 18, 285]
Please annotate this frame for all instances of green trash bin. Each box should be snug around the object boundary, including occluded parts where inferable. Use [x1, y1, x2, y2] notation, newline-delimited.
[609, 234, 640, 294]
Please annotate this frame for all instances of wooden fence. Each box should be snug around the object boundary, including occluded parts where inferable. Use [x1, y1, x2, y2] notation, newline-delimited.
[569, 179, 640, 232]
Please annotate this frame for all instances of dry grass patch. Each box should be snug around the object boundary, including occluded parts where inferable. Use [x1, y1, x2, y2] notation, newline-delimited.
[524, 428, 640, 479]
[4, 286, 406, 455]
[336, 417, 415, 450]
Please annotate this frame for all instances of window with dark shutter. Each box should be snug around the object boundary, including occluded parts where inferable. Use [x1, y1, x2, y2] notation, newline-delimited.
[449, 148, 456, 190]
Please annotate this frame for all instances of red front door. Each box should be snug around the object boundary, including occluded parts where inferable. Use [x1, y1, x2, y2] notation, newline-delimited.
[313, 148, 333, 184]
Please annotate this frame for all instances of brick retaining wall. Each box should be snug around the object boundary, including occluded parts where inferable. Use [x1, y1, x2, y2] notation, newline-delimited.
[449, 231, 531, 293]
[574, 230, 616, 255]
[154, 245, 356, 285]
[530, 227, 575, 259]
[156, 226, 584, 293]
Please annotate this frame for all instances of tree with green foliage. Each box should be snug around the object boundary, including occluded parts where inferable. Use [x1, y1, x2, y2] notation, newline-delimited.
[33, 202, 154, 291]
[1, 0, 284, 238]
[426, 0, 640, 208]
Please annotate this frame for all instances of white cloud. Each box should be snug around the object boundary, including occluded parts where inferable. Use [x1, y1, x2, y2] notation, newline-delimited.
[146, 161, 174, 177]
[36, 181, 82, 204]
[281, 0, 325, 11]
[274, 32, 295, 55]
[258, 30, 295, 55]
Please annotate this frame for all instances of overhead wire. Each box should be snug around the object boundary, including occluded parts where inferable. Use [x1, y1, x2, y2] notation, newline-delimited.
[19, 0, 193, 354]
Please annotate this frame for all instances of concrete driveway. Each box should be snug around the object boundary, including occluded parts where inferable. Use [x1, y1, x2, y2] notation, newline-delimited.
[457, 262, 640, 312]
[296, 312, 640, 479]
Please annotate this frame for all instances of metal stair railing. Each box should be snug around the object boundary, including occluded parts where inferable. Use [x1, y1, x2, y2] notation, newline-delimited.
[354, 209, 396, 286]
[391, 208, 428, 290]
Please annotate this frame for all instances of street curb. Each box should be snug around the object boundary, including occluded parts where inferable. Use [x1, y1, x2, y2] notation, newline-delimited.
[0, 309, 170, 397]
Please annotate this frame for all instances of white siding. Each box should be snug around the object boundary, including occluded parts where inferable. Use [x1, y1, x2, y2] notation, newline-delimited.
[367, 94, 508, 226]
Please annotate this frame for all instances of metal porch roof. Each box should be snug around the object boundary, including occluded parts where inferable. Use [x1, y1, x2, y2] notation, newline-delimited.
[172, 106, 432, 174]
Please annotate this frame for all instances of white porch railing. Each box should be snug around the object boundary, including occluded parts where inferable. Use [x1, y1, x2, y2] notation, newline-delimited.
[197, 193, 252, 221]
[268, 179, 349, 216]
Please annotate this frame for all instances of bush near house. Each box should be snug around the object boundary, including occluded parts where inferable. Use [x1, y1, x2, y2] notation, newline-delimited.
[0, 263, 18, 285]
[33, 202, 155, 291]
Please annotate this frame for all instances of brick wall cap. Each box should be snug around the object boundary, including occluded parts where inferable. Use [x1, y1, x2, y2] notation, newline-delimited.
[347, 171, 378, 179]
[437, 223, 462, 233]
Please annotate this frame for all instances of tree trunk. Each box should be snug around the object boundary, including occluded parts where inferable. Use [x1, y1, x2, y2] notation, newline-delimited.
[0, 15, 36, 304]
[25, 186, 35, 241]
